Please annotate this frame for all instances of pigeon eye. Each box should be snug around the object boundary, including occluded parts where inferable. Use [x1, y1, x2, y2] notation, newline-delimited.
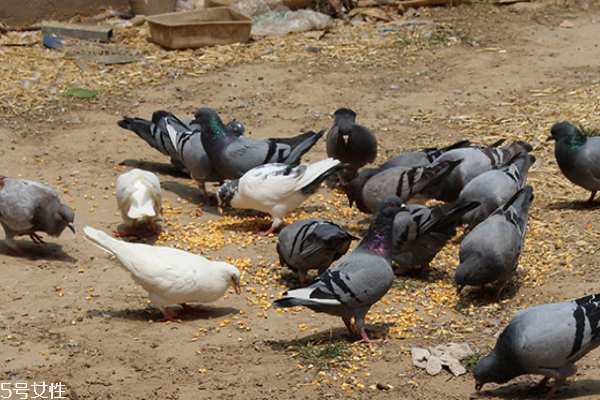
[389, 201, 396, 207]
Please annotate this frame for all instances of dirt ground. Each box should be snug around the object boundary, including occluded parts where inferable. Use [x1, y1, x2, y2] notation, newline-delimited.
[2, 1, 600, 399]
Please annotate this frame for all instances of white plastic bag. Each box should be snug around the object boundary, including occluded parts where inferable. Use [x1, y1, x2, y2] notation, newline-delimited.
[251, 9, 333, 36]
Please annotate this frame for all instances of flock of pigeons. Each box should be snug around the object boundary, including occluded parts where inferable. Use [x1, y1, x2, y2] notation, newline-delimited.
[1, 107, 600, 398]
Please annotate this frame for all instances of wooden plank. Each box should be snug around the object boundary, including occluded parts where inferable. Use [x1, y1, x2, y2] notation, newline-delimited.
[41, 22, 113, 42]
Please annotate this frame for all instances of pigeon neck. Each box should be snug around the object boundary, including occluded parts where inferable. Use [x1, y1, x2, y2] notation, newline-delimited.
[207, 117, 228, 142]
[358, 219, 393, 258]
[563, 131, 586, 152]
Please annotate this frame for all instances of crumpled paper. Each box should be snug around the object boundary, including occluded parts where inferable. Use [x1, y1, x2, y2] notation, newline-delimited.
[411, 342, 473, 376]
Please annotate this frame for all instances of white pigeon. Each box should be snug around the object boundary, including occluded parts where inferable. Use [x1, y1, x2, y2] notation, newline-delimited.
[217, 158, 347, 236]
[115, 169, 162, 237]
[83, 226, 241, 322]
[474, 293, 600, 399]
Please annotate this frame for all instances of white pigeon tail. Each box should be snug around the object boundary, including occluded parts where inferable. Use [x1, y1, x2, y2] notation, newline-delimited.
[217, 158, 347, 236]
[83, 226, 241, 322]
[115, 169, 162, 237]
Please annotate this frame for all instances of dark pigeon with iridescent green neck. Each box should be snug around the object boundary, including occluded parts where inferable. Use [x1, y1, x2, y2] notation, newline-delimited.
[196, 108, 325, 180]
[547, 121, 600, 205]
[273, 195, 404, 344]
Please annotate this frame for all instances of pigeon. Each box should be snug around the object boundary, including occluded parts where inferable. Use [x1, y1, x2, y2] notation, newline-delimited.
[217, 158, 347, 236]
[326, 108, 377, 180]
[83, 226, 241, 322]
[195, 107, 325, 180]
[429, 140, 533, 202]
[380, 139, 472, 170]
[455, 185, 534, 301]
[276, 218, 358, 284]
[117, 110, 244, 174]
[346, 159, 463, 214]
[547, 121, 600, 205]
[273, 195, 404, 343]
[161, 113, 224, 203]
[115, 169, 162, 237]
[0, 176, 75, 255]
[391, 199, 479, 275]
[474, 293, 600, 399]
[459, 152, 535, 229]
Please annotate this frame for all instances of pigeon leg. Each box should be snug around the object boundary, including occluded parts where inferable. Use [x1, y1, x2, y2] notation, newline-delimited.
[257, 221, 278, 237]
[28, 232, 46, 245]
[114, 222, 136, 237]
[342, 317, 355, 335]
[8, 245, 32, 257]
[180, 303, 206, 314]
[585, 191, 597, 207]
[156, 309, 184, 323]
[529, 377, 550, 393]
[539, 378, 565, 400]
[146, 219, 162, 236]
[356, 328, 381, 344]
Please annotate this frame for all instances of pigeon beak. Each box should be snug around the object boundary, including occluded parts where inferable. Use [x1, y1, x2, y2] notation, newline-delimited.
[67, 222, 76, 234]
[475, 382, 484, 391]
[343, 134, 349, 145]
[456, 284, 464, 295]
[546, 134, 554, 142]
[233, 277, 241, 295]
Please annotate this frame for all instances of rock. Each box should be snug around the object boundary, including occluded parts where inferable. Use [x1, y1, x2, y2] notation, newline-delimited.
[411, 347, 430, 369]
[446, 342, 473, 359]
[448, 358, 467, 376]
[426, 355, 443, 375]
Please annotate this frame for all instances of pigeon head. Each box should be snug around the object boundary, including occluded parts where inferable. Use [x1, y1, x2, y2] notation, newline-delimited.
[473, 344, 520, 390]
[194, 108, 227, 141]
[226, 120, 245, 137]
[345, 168, 378, 209]
[46, 203, 76, 236]
[217, 180, 239, 209]
[454, 259, 475, 292]
[333, 108, 357, 123]
[547, 121, 582, 143]
[224, 263, 242, 295]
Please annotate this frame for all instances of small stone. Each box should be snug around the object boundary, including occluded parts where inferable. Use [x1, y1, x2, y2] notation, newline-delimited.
[425, 356, 443, 375]
[448, 358, 467, 376]
[411, 347, 430, 369]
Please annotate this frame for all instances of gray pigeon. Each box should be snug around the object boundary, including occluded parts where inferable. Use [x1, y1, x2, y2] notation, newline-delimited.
[196, 107, 325, 180]
[273, 195, 404, 343]
[326, 108, 377, 180]
[547, 121, 600, 205]
[276, 218, 358, 284]
[117, 110, 244, 174]
[474, 293, 600, 399]
[162, 114, 223, 203]
[347, 159, 463, 214]
[0, 176, 75, 255]
[380, 139, 472, 170]
[217, 158, 347, 236]
[429, 140, 533, 202]
[455, 185, 534, 301]
[392, 199, 479, 275]
[459, 152, 535, 229]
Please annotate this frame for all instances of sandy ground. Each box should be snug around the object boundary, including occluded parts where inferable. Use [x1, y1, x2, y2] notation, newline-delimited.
[2, 1, 600, 399]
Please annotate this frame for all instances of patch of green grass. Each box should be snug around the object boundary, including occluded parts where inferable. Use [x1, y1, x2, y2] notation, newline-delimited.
[286, 341, 352, 371]
[460, 352, 483, 373]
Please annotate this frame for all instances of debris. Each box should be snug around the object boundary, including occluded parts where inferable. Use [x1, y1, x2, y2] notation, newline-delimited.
[411, 343, 474, 376]
[559, 20, 574, 29]
[41, 22, 113, 43]
[63, 88, 99, 99]
[43, 35, 66, 50]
